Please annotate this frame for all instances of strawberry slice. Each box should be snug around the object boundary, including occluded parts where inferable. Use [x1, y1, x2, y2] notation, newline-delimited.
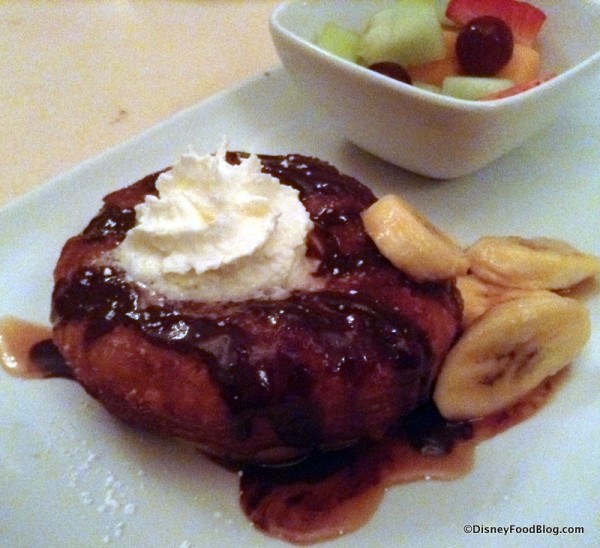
[446, 0, 547, 46]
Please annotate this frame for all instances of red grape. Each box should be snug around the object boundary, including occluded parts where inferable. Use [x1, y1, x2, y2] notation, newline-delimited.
[368, 62, 412, 85]
[456, 16, 514, 76]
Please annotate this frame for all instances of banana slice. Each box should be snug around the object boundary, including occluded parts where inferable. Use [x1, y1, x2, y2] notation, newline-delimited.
[362, 194, 469, 282]
[456, 274, 551, 327]
[433, 292, 591, 421]
[466, 236, 600, 290]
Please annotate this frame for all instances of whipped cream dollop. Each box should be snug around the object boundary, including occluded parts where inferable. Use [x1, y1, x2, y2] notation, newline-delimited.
[113, 146, 317, 302]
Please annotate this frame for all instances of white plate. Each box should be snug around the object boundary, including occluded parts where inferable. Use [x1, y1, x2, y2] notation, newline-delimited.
[1, 67, 599, 548]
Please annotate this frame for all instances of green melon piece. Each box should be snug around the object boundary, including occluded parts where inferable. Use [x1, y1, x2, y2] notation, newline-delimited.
[442, 76, 514, 100]
[315, 22, 361, 62]
[414, 81, 442, 94]
[434, 0, 453, 26]
[358, 0, 445, 67]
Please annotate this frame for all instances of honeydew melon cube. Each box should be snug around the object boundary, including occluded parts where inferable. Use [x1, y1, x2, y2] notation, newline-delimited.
[414, 81, 443, 94]
[442, 76, 514, 100]
[358, 0, 445, 68]
[316, 22, 361, 62]
[434, 0, 453, 26]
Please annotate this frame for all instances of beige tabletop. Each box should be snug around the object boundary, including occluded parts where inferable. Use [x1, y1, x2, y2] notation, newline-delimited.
[1, 0, 281, 209]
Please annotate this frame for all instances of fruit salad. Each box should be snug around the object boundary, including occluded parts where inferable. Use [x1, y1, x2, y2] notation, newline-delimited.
[315, 0, 554, 100]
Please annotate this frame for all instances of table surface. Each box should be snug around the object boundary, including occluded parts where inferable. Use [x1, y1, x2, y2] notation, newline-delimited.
[1, 0, 281, 209]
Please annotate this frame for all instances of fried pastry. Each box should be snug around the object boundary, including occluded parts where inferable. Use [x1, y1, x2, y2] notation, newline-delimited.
[51, 151, 462, 464]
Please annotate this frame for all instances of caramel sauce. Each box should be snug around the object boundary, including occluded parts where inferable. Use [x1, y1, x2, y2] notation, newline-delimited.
[240, 406, 474, 544]
[0, 316, 71, 379]
[240, 369, 569, 544]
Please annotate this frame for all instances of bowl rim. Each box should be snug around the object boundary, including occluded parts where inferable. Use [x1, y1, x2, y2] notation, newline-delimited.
[270, 0, 600, 111]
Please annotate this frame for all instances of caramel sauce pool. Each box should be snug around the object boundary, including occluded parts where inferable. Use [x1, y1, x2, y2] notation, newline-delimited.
[0, 316, 569, 545]
[0, 316, 70, 379]
[239, 370, 569, 544]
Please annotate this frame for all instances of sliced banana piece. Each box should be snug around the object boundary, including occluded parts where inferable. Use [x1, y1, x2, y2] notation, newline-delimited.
[466, 236, 600, 290]
[456, 274, 551, 327]
[433, 292, 591, 421]
[362, 194, 469, 282]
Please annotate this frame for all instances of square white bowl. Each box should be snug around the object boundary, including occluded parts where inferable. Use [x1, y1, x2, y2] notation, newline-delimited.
[270, 0, 600, 178]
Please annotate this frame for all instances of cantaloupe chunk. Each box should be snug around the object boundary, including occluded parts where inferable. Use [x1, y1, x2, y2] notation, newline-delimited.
[407, 30, 460, 87]
[497, 43, 541, 85]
